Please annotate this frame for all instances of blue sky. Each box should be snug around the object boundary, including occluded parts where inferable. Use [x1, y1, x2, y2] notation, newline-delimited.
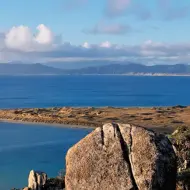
[0, 0, 190, 65]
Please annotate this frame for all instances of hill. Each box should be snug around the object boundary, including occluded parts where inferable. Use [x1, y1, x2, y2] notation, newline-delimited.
[0, 63, 190, 75]
[0, 63, 64, 75]
[68, 63, 190, 75]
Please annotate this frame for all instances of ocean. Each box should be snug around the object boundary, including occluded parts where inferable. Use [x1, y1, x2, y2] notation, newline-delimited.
[0, 75, 190, 108]
[0, 75, 190, 189]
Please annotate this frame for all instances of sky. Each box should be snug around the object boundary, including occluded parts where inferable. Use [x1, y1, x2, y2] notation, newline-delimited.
[0, 0, 190, 65]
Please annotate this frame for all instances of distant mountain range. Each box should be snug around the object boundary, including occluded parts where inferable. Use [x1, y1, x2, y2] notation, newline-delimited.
[0, 63, 190, 75]
[69, 63, 190, 75]
[0, 63, 63, 75]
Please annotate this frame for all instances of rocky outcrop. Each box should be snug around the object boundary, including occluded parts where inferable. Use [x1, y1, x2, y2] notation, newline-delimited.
[44, 177, 65, 190]
[21, 170, 64, 190]
[171, 126, 190, 172]
[177, 170, 190, 190]
[170, 126, 190, 190]
[65, 123, 177, 190]
[28, 170, 47, 190]
[23, 188, 30, 190]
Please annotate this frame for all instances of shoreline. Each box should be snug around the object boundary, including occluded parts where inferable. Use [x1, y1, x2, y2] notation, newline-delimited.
[0, 106, 189, 134]
[0, 119, 95, 130]
[1, 74, 190, 77]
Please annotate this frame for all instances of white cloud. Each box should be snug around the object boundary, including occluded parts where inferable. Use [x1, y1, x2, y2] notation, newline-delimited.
[35, 24, 54, 45]
[5, 24, 54, 52]
[1, 24, 190, 64]
[5, 26, 33, 51]
[100, 41, 112, 48]
[83, 42, 90, 48]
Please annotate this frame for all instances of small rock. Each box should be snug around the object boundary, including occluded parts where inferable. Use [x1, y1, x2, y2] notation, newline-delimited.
[28, 170, 47, 190]
[172, 105, 187, 109]
[23, 187, 30, 190]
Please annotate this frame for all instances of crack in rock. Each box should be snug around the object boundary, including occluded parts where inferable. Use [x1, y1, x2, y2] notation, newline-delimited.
[114, 123, 139, 190]
[100, 127, 105, 146]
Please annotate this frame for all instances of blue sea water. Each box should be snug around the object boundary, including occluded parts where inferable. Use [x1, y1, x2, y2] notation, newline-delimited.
[0, 75, 190, 189]
[0, 75, 190, 108]
[0, 122, 91, 189]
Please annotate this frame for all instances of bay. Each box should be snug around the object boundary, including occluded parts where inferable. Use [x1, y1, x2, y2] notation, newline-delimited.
[0, 75, 190, 189]
[0, 122, 91, 189]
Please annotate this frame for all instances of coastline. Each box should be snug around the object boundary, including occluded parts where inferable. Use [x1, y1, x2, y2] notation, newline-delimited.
[0, 119, 95, 130]
[77, 74, 190, 77]
[1, 73, 190, 77]
[0, 106, 189, 134]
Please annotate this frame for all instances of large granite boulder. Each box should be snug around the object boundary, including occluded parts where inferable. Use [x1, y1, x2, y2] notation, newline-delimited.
[65, 123, 177, 190]
[28, 170, 47, 190]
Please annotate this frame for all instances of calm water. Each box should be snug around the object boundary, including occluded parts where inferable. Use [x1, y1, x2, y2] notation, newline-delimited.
[0, 122, 91, 189]
[1, 75, 190, 189]
[0, 75, 190, 108]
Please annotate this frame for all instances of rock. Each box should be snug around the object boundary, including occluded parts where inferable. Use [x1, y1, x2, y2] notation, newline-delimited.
[170, 126, 190, 189]
[45, 177, 65, 190]
[23, 187, 30, 190]
[28, 170, 47, 190]
[171, 126, 190, 172]
[65, 123, 177, 190]
[177, 170, 190, 190]
[172, 105, 187, 109]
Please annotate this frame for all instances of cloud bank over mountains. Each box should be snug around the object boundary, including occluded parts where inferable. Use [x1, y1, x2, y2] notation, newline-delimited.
[0, 24, 190, 64]
[0, 0, 190, 64]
